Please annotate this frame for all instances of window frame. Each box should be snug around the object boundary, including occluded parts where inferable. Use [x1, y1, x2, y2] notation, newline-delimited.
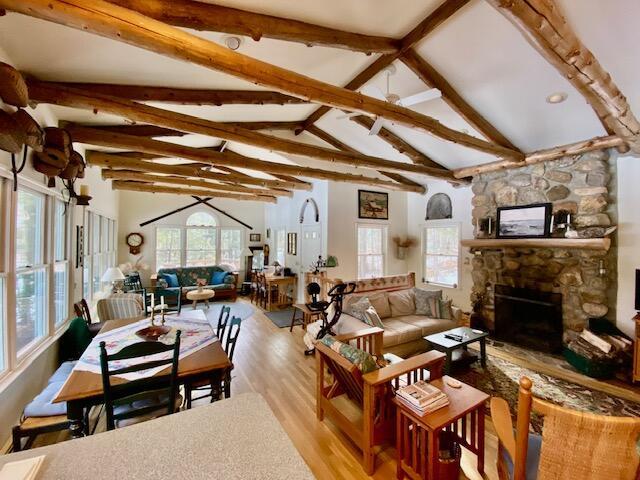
[421, 221, 461, 289]
[356, 223, 388, 280]
[82, 209, 118, 304]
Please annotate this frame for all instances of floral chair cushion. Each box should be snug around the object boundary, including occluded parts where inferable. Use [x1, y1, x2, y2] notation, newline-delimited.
[320, 336, 379, 374]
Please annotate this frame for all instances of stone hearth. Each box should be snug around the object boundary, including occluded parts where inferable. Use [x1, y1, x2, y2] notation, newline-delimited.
[469, 149, 617, 341]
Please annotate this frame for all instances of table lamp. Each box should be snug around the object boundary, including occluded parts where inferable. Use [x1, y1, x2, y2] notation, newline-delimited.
[102, 267, 125, 293]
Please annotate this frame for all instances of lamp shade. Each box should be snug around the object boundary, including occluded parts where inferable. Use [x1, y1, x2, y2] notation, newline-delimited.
[101, 267, 125, 282]
[242, 247, 253, 257]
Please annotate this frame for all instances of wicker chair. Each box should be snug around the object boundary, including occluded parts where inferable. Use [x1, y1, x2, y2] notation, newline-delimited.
[491, 376, 640, 480]
[316, 327, 445, 474]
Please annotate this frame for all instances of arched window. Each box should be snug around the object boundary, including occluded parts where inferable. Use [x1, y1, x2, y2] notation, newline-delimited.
[186, 211, 217, 227]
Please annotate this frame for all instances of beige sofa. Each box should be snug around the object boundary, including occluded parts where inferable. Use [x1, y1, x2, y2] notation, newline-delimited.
[304, 272, 461, 357]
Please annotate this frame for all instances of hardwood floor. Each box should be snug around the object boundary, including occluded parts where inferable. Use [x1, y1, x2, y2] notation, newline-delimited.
[27, 300, 500, 479]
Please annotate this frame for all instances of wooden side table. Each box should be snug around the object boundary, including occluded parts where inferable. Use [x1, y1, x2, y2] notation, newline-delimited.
[393, 377, 488, 480]
[289, 303, 323, 332]
[186, 289, 215, 309]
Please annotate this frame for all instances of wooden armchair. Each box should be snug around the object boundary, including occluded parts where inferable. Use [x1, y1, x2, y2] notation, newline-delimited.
[491, 376, 640, 480]
[316, 327, 445, 474]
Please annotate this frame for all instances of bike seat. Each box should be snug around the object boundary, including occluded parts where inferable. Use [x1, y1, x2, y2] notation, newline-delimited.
[306, 300, 330, 312]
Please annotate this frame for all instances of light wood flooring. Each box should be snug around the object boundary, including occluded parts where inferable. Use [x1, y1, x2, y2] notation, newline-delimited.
[26, 299, 500, 479]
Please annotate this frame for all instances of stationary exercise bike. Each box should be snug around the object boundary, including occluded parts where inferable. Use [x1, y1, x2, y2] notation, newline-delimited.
[303, 281, 356, 355]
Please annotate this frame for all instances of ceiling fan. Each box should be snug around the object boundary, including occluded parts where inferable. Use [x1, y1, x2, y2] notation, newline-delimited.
[339, 65, 441, 136]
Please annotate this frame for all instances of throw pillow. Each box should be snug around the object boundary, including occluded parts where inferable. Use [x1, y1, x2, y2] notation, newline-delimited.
[388, 289, 416, 316]
[437, 298, 453, 320]
[210, 271, 228, 285]
[320, 336, 379, 374]
[361, 306, 385, 329]
[413, 288, 442, 316]
[368, 292, 392, 319]
[159, 273, 179, 288]
[346, 297, 373, 321]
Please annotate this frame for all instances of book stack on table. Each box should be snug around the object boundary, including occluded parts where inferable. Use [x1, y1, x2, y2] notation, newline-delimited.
[395, 380, 449, 415]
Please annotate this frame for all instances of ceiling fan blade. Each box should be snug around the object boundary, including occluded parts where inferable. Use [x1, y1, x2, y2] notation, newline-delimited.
[361, 85, 387, 102]
[368, 117, 385, 136]
[400, 88, 442, 107]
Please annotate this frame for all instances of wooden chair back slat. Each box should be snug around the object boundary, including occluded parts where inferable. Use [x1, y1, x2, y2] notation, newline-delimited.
[74, 298, 92, 325]
[217, 306, 231, 340]
[224, 317, 242, 362]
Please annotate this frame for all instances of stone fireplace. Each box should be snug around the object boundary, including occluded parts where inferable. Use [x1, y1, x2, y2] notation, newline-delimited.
[469, 149, 617, 343]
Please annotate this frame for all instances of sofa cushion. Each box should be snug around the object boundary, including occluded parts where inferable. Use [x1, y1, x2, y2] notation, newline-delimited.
[210, 271, 228, 285]
[394, 315, 457, 337]
[48, 361, 77, 385]
[320, 336, 379, 374]
[24, 381, 67, 418]
[382, 319, 424, 347]
[413, 288, 442, 316]
[368, 292, 391, 319]
[388, 289, 416, 317]
[159, 272, 179, 288]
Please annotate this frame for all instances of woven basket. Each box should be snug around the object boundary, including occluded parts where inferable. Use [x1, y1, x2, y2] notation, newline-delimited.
[59, 149, 84, 180]
[12, 109, 43, 152]
[0, 62, 28, 108]
[0, 109, 26, 153]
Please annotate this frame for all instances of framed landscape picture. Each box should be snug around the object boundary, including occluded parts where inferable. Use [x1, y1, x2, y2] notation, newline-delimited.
[358, 190, 389, 220]
[497, 203, 552, 238]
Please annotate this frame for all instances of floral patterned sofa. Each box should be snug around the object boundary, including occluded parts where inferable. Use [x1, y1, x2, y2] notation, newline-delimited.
[304, 272, 461, 357]
[151, 266, 237, 301]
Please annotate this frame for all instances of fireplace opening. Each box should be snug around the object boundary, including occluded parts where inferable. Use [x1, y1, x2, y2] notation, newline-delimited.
[494, 284, 563, 353]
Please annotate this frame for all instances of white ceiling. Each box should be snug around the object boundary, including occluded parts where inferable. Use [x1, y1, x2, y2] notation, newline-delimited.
[0, 0, 638, 184]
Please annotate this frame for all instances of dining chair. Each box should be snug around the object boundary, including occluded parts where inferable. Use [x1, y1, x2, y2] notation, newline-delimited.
[221, 316, 242, 398]
[123, 272, 143, 293]
[143, 286, 182, 315]
[74, 298, 102, 337]
[99, 330, 182, 431]
[96, 294, 145, 322]
[216, 305, 231, 340]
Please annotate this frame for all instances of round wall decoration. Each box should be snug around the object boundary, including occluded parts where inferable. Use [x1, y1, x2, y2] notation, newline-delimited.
[426, 193, 453, 220]
[126, 232, 144, 255]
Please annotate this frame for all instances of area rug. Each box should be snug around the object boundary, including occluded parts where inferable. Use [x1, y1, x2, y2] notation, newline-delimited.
[455, 353, 640, 433]
[200, 302, 255, 323]
[265, 308, 301, 328]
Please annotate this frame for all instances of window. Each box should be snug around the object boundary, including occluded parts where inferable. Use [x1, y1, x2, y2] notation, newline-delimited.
[53, 200, 69, 326]
[275, 229, 286, 266]
[155, 212, 245, 270]
[423, 224, 460, 287]
[15, 189, 47, 356]
[83, 210, 117, 303]
[156, 227, 182, 269]
[357, 225, 386, 279]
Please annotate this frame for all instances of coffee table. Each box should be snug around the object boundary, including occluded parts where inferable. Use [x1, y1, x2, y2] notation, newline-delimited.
[186, 288, 215, 309]
[424, 327, 488, 375]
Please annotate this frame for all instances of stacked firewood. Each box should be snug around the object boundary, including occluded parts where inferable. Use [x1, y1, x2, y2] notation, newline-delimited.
[567, 329, 632, 361]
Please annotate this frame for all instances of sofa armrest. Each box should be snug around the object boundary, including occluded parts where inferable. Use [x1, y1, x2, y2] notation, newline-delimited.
[335, 327, 384, 357]
[362, 350, 445, 387]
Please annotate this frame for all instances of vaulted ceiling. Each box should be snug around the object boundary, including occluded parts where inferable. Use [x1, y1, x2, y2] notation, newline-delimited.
[0, 0, 638, 198]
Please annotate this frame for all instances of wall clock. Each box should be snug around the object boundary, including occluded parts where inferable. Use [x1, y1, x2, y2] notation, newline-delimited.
[126, 232, 144, 255]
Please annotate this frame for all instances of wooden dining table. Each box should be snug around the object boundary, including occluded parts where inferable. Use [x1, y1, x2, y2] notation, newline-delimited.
[264, 275, 297, 311]
[54, 311, 232, 438]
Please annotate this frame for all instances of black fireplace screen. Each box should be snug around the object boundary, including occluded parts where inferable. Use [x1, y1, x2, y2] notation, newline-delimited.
[494, 284, 563, 353]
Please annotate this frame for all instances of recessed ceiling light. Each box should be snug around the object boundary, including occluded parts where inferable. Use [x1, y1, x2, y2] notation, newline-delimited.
[224, 36, 242, 51]
[546, 92, 568, 104]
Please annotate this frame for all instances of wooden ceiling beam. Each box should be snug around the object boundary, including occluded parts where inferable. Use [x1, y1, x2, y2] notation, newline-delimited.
[5, 1, 520, 160]
[101, 169, 292, 197]
[297, 0, 471, 133]
[87, 151, 307, 190]
[349, 115, 446, 169]
[486, 0, 639, 150]
[453, 135, 624, 178]
[107, 0, 400, 54]
[305, 125, 429, 192]
[30, 81, 457, 179]
[40, 82, 305, 105]
[400, 49, 519, 151]
[111, 180, 277, 202]
[73, 128, 428, 192]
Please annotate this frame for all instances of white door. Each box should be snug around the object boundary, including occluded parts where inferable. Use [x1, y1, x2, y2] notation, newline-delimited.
[301, 225, 322, 273]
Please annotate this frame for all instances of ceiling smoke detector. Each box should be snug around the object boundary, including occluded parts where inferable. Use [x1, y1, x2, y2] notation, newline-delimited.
[224, 36, 242, 51]
[546, 92, 568, 104]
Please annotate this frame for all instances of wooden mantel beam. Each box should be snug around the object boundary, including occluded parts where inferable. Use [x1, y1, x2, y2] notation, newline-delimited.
[453, 135, 624, 178]
[73, 128, 428, 193]
[297, 0, 471, 133]
[111, 180, 277, 202]
[41, 82, 305, 105]
[107, 0, 400, 54]
[400, 49, 519, 151]
[100, 169, 292, 197]
[3, 0, 520, 160]
[29, 80, 457, 179]
[486, 0, 640, 147]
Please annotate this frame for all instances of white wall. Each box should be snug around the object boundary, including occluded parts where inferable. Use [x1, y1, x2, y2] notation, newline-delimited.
[616, 155, 640, 337]
[407, 180, 474, 311]
[117, 191, 265, 284]
[327, 183, 409, 282]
